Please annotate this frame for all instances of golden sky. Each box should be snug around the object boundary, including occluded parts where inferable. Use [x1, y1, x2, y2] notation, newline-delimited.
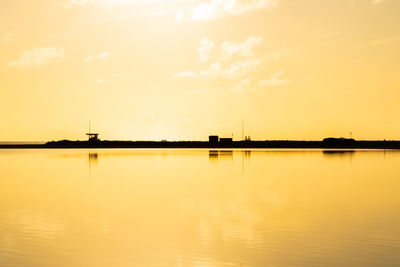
[1, 0, 399, 141]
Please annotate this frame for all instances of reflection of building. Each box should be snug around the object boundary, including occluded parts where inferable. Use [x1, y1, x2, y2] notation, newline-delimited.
[219, 150, 233, 159]
[208, 150, 233, 160]
[209, 150, 219, 160]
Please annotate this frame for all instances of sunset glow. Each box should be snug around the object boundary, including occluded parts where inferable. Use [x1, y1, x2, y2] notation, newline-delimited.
[1, 0, 399, 141]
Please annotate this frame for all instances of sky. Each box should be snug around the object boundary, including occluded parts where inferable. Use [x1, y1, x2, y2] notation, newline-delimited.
[0, 0, 399, 141]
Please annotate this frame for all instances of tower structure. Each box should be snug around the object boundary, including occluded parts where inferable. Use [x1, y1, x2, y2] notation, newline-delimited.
[86, 121, 99, 142]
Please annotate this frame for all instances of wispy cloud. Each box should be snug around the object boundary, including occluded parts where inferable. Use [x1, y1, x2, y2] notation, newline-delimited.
[174, 36, 288, 91]
[199, 61, 222, 77]
[222, 58, 262, 78]
[259, 70, 290, 86]
[174, 71, 196, 78]
[176, 36, 265, 79]
[191, 0, 279, 21]
[199, 38, 214, 62]
[83, 51, 109, 63]
[222, 36, 263, 58]
[8, 47, 66, 68]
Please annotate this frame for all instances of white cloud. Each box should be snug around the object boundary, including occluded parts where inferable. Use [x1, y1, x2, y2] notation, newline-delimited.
[175, 36, 267, 80]
[222, 36, 263, 58]
[174, 71, 196, 78]
[191, 0, 279, 21]
[259, 70, 290, 86]
[83, 51, 109, 63]
[199, 38, 215, 62]
[222, 58, 262, 78]
[200, 61, 222, 77]
[8, 47, 65, 68]
[176, 12, 184, 23]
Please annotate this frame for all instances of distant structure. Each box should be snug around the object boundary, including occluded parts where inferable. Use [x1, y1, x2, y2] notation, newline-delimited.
[209, 135, 219, 144]
[86, 121, 99, 142]
[209, 135, 234, 145]
[220, 138, 233, 145]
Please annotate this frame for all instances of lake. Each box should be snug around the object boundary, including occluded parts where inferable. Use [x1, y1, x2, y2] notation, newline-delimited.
[0, 149, 399, 266]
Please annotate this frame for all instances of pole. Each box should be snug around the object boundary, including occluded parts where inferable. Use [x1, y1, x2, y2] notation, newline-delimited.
[242, 120, 244, 141]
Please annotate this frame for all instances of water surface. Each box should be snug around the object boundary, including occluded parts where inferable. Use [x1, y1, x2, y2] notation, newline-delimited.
[0, 149, 400, 266]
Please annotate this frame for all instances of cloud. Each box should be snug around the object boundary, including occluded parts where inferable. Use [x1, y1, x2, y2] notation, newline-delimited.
[174, 71, 196, 78]
[222, 36, 263, 58]
[259, 70, 290, 86]
[176, 12, 183, 23]
[222, 58, 262, 78]
[200, 61, 222, 77]
[191, 0, 279, 21]
[8, 47, 65, 68]
[175, 36, 266, 79]
[83, 51, 109, 63]
[199, 38, 215, 62]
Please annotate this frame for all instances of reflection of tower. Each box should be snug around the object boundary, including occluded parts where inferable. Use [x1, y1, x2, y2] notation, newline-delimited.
[88, 153, 99, 174]
[242, 150, 251, 175]
[89, 153, 98, 162]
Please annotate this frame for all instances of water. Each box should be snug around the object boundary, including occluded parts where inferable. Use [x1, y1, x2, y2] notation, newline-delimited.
[0, 149, 400, 266]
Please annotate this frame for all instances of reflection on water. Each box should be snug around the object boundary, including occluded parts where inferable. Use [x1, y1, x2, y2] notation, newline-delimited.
[88, 153, 99, 163]
[0, 149, 400, 266]
[209, 150, 234, 161]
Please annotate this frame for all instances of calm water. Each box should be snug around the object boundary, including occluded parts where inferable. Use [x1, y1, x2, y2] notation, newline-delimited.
[0, 149, 400, 266]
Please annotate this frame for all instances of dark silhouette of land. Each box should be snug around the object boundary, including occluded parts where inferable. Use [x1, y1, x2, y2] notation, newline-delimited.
[1, 137, 400, 149]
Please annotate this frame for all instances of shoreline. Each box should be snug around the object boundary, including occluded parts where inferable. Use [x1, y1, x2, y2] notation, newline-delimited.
[1, 140, 400, 149]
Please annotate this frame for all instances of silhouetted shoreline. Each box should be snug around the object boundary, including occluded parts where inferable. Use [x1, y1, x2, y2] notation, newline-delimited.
[1, 138, 400, 149]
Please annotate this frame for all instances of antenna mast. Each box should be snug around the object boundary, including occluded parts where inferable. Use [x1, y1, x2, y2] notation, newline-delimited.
[242, 120, 244, 141]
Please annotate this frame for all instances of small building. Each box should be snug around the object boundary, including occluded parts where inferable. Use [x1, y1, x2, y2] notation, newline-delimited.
[86, 133, 99, 142]
[209, 135, 219, 144]
[220, 138, 233, 145]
